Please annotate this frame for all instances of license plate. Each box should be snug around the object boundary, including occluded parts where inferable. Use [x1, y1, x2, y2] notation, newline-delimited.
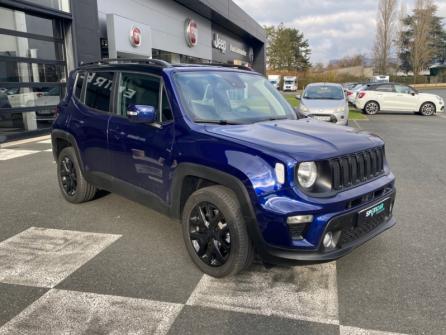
[358, 198, 390, 224]
[313, 115, 331, 121]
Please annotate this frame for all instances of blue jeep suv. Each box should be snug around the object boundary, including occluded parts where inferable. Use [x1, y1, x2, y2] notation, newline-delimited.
[52, 59, 396, 277]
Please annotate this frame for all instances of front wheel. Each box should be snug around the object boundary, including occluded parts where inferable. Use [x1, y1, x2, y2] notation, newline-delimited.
[420, 102, 436, 116]
[182, 185, 253, 277]
[364, 101, 380, 115]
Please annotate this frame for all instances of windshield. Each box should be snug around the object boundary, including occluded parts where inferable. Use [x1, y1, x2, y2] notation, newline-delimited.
[303, 85, 344, 100]
[285, 80, 294, 84]
[174, 71, 297, 124]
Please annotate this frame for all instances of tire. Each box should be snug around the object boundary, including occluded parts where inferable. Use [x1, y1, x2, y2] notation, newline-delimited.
[364, 101, 380, 115]
[182, 185, 253, 277]
[420, 102, 436, 116]
[57, 147, 97, 203]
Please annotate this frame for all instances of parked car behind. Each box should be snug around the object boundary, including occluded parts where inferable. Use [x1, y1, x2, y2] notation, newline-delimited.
[297, 83, 349, 125]
[346, 83, 366, 105]
[355, 83, 445, 115]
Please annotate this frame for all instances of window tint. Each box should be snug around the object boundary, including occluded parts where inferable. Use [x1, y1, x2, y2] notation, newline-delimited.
[161, 89, 173, 122]
[84, 72, 114, 112]
[118, 73, 160, 119]
[74, 72, 84, 99]
[375, 84, 394, 92]
[394, 85, 411, 94]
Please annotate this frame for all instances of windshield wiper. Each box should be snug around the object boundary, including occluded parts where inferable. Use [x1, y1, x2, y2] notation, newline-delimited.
[255, 116, 289, 123]
[194, 119, 242, 125]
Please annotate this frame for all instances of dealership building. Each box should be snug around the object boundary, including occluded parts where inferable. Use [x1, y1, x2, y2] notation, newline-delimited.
[0, 0, 266, 142]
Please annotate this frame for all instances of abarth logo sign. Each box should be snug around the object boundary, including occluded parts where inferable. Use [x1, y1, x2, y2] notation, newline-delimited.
[185, 19, 198, 47]
[365, 203, 385, 218]
[129, 26, 142, 48]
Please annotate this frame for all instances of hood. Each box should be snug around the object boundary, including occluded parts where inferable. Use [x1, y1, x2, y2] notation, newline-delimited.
[418, 92, 443, 101]
[204, 118, 383, 162]
[301, 98, 346, 113]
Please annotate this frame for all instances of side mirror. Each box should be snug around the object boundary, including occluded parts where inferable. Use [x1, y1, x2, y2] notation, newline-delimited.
[127, 104, 157, 123]
[295, 94, 301, 100]
[411, 92, 416, 96]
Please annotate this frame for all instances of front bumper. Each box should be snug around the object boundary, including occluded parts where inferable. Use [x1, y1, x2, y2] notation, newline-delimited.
[251, 188, 396, 266]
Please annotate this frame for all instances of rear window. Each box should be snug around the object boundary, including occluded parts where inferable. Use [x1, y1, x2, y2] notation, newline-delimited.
[84, 72, 114, 112]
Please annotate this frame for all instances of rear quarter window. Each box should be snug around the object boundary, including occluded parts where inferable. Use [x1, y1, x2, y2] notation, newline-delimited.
[74, 72, 85, 100]
[84, 72, 114, 112]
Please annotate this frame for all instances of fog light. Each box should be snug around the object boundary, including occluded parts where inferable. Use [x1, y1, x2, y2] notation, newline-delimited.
[323, 231, 341, 249]
[287, 215, 313, 224]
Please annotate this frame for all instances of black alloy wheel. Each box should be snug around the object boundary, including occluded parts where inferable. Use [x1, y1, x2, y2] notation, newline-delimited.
[188, 202, 231, 267]
[60, 156, 77, 196]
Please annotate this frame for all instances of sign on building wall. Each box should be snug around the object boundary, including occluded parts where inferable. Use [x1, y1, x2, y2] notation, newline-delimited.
[106, 14, 152, 58]
[211, 25, 254, 65]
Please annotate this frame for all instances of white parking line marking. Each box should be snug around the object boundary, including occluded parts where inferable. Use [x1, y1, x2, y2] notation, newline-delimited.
[0, 227, 121, 288]
[340, 325, 408, 335]
[0, 289, 183, 335]
[37, 139, 52, 144]
[187, 263, 338, 325]
[0, 149, 39, 161]
[43, 148, 53, 152]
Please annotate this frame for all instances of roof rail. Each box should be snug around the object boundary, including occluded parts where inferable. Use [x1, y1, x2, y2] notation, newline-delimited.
[174, 63, 254, 71]
[80, 58, 172, 68]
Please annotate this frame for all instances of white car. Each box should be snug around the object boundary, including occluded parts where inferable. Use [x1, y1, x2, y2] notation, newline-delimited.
[355, 83, 445, 116]
[346, 83, 366, 105]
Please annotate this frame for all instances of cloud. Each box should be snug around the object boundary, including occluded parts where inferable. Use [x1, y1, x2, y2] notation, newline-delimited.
[234, 0, 446, 64]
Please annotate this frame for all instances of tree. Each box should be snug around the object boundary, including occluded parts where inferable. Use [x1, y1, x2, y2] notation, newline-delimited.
[373, 0, 399, 74]
[265, 23, 311, 71]
[398, 0, 442, 79]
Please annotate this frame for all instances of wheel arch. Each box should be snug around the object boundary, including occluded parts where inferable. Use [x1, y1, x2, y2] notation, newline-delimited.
[170, 163, 257, 225]
[51, 129, 85, 173]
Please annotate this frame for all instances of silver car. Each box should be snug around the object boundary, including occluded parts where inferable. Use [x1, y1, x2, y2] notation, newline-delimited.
[297, 83, 349, 125]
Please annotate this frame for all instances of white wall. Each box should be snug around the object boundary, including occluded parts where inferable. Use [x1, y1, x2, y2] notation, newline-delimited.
[97, 0, 212, 60]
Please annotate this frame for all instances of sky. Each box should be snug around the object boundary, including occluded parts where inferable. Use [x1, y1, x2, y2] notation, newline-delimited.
[233, 0, 446, 64]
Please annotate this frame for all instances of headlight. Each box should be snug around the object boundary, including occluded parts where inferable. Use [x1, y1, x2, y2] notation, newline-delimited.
[300, 103, 309, 113]
[297, 161, 317, 188]
[336, 105, 346, 113]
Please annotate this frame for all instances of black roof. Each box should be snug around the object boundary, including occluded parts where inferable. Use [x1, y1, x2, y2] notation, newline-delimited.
[79, 58, 254, 72]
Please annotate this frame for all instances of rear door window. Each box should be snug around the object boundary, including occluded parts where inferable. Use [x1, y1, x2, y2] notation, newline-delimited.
[84, 72, 114, 112]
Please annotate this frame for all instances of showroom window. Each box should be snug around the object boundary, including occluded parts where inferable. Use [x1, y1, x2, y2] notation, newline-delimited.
[0, 6, 66, 141]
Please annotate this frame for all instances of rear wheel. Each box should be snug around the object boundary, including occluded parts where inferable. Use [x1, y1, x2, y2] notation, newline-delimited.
[182, 185, 253, 277]
[57, 147, 97, 203]
[364, 101, 380, 115]
[420, 102, 436, 116]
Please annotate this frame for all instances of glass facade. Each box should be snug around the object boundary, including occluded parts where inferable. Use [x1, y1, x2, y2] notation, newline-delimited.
[20, 0, 70, 13]
[0, 6, 67, 141]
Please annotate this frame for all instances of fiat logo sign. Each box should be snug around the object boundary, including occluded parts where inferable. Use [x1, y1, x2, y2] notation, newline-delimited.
[185, 19, 198, 47]
[129, 26, 142, 48]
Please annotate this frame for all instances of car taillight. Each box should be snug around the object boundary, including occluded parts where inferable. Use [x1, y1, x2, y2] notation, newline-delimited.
[357, 92, 366, 99]
[347, 91, 353, 96]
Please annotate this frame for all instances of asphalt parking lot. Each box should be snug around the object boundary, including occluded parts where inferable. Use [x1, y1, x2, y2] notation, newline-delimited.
[0, 112, 445, 334]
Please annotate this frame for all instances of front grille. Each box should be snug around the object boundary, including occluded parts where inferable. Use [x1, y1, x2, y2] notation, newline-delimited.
[329, 147, 385, 191]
